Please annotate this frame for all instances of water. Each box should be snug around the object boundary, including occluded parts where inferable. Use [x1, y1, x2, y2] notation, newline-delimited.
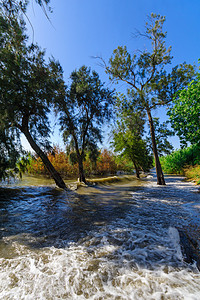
[0, 174, 200, 299]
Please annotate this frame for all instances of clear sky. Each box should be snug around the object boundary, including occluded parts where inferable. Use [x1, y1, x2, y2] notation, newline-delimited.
[22, 0, 200, 151]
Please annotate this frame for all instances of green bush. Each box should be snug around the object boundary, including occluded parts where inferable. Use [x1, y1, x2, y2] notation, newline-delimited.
[160, 144, 200, 174]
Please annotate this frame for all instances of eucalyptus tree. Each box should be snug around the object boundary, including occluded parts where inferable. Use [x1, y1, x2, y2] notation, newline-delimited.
[0, 6, 67, 188]
[105, 13, 195, 185]
[58, 66, 114, 183]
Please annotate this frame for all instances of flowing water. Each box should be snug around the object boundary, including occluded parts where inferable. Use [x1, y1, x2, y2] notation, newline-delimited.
[0, 174, 200, 299]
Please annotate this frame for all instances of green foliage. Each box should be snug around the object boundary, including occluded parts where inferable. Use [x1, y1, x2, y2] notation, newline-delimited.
[0, 8, 65, 142]
[111, 95, 152, 176]
[184, 165, 200, 184]
[87, 143, 100, 170]
[160, 144, 200, 174]
[16, 152, 32, 178]
[114, 156, 134, 173]
[69, 152, 78, 166]
[107, 14, 172, 95]
[152, 63, 195, 107]
[0, 127, 21, 180]
[169, 72, 200, 146]
[0, 125, 31, 181]
[59, 66, 114, 148]
[146, 118, 174, 156]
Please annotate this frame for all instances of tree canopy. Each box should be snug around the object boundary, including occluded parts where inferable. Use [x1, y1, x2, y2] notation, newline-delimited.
[146, 118, 174, 156]
[0, 126, 21, 180]
[169, 72, 200, 146]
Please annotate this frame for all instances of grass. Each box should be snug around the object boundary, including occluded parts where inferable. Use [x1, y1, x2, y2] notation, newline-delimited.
[184, 165, 200, 184]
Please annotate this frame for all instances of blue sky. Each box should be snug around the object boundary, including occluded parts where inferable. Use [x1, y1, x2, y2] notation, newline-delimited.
[22, 0, 200, 151]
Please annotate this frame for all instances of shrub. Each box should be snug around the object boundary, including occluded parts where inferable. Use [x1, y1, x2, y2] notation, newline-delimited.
[160, 144, 200, 174]
[27, 147, 124, 178]
[96, 149, 118, 175]
[184, 165, 200, 183]
[27, 145, 79, 178]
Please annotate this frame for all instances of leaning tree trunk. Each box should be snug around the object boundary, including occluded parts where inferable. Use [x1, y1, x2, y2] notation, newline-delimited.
[77, 154, 86, 184]
[146, 108, 165, 185]
[22, 127, 67, 190]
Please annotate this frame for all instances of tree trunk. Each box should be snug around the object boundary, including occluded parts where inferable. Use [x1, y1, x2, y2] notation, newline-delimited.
[72, 134, 87, 184]
[133, 161, 140, 178]
[146, 108, 165, 185]
[22, 127, 67, 190]
[77, 154, 86, 183]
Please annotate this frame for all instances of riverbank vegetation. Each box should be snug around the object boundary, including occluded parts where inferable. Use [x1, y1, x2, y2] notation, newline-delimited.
[164, 70, 200, 183]
[0, 0, 199, 188]
[160, 144, 200, 184]
[26, 146, 137, 179]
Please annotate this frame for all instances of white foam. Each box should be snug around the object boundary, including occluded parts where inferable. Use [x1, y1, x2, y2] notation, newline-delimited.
[168, 227, 183, 260]
[0, 221, 199, 300]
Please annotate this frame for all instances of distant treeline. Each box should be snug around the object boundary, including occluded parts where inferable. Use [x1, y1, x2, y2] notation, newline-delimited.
[26, 146, 136, 179]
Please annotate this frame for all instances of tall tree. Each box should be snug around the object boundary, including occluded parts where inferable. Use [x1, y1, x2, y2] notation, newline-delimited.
[58, 66, 114, 183]
[105, 13, 194, 185]
[0, 6, 67, 188]
[168, 72, 200, 146]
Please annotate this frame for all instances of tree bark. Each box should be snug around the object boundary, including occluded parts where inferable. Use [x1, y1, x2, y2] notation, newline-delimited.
[77, 154, 86, 183]
[133, 161, 140, 178]
[71, 132, 87, 184]
[146, 108, 165, 185]
[22, 127, 67, 190]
